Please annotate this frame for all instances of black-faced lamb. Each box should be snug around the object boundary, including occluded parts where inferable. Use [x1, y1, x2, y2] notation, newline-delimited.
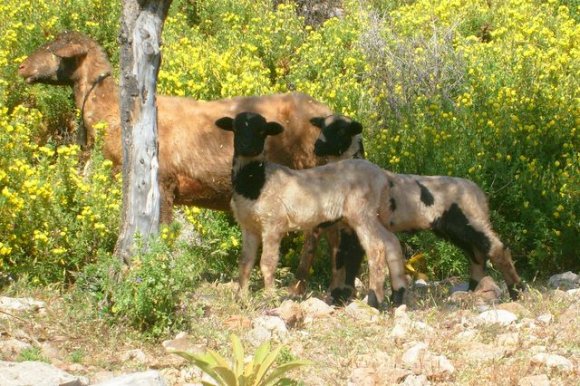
[215, 112, 408, 308]
[310, 115, 526, 300]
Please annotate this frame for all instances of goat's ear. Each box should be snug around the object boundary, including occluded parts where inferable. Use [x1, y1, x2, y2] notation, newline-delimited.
[53, 44, 88, 58]
[215, 117, 235, 131]
[310, 117, 325, 129]
[349, 120, 363, 135]
[265, 122, 284, 136]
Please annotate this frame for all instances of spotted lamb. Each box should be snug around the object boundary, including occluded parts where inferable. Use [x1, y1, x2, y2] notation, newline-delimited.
[310, 115, 526, 301]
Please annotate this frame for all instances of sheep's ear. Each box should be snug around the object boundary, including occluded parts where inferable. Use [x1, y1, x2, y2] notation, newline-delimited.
[265, 122, 284, 136]
[348, 121, 363, 135]
[215, 117, 235, 131]
[310, 117, 325, 129]
[53, 44, 88, 58]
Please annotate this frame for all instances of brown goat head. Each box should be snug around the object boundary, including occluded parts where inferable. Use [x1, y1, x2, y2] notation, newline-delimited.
[18, 31, 100, 85]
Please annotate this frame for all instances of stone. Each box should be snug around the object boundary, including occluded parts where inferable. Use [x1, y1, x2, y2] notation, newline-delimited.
[474, 276, 502, 301]
[451, 282, 470, 293]
[548, 271, 579, 290]
[401, 374, 431, 385]
[0, 338, 32, 359]
[120, 349, 149, 365]
[92, 370, 168, 386]
[162, 334, 204, 354]
[0, 297, 46, 314]
[273, 299, 304, 328]
[476, 309, 518, 326]
[531, 353, 574, 373]
[517, 374, 550, 386]
[246, 316, 288, 347]
[345, 300, 380, 322]
[497, 302, 531, 318]
[566, 288, 580, 297]
[0, 360, 88, 386]
[300, 297, 334, 318]
[496, 332, 520, 346]
[347, 367, 378, 386]
[402, 342, 429, 366]
[536, 313, 553, 325]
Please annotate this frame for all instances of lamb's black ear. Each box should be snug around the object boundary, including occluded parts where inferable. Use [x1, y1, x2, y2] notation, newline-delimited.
[265, 122, 284, 136]
[215, 117, 234, 131]
[349, 120, 363, 135]
[310, 117, 325, 129]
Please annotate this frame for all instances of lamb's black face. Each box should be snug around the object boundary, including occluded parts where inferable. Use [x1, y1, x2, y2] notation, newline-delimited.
[215, 112, 284, 157]
[312, 115, 363, 158]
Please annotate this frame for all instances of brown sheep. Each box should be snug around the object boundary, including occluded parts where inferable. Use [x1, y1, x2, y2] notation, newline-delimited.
[311, 115, 526, 301]
[18, 31, 333, 224]
[216, 112, 408, 308]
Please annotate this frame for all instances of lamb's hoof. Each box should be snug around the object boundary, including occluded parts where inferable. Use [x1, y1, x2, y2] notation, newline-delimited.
[330, 286, 355, 305]
[508, 281, 528, 301]
[367, 290, 380, 309]
[390, 287, 406, 307]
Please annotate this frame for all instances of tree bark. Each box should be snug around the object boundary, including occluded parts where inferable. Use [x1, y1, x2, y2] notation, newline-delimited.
[115, 0, 172, 263]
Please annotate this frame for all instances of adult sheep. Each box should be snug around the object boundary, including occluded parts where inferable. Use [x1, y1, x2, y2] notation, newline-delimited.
[18, 31, 333, 224]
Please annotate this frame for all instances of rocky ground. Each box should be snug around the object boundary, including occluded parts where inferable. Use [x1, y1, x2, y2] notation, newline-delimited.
[0, 272, 579, 386]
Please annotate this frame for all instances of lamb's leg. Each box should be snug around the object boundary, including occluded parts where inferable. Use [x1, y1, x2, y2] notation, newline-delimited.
[239, 229, 260, 295]
[353, 219, 406, 308]
[468, 249, 487, 291]
[330, 227, 364, 304]
[292, 228, 323, 295]
[260, 231, 283, 291]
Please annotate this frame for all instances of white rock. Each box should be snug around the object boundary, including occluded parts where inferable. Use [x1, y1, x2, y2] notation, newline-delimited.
[92, 370, 167, 386]
[566, 288, 580, 297]
[548, 271, 579, 289]
[0, 297, 46, 313]
[0, 360, 88, 386]
[401, 374, 431, 385]
[0, 339, 33, 358]
[536, 313, 553, 325]
[531, 353, 574, 372]
[517, 374, 550, 386]
[476, 309, 518, 326]
[120, 349, 148, 364]
[345, 300, 380, 322]
[300, 297, 333, 318]
[246, 316, 288, 347]
[347, 367, 377, 386]
[402, 342, 429, 366]
[496, 332, 520, 346]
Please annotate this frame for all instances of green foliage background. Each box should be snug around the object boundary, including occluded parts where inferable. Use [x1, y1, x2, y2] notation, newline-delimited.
[0, 0, 578, 300]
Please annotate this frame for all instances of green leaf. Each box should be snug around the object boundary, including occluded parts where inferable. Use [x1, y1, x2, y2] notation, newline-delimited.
[252, 340, 271, 365]
[254, 345, 283, 384]
[213, 366, 238, 386]
[230, 334, 245, 378]
[261, 360, 313, 386]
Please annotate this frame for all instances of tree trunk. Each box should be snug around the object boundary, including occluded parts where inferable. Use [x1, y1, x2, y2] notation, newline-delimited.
[115, 0, 173, 263]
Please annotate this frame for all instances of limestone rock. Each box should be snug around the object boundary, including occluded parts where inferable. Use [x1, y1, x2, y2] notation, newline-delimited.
[345, 300, 380, 322]
[347, 367, 378, 386]
[401, 374, 431, 385]
[517, 374, 550, 386]
[402, 342, 454, 380]
[536, 313, 553, 325]
[0, 338, 32, 359]
[531, 353, 574, 373]
[548, 271, 579, 290]
[120, 349, 149, 365]
[0, 297, 46, 315]
[92, 370, 167, 386]
[0, 360, 88, 386]
[300, 297, 334, 319]
[474, 276, 502, 301]
[476, 309, 518, 326]
[271, 299, 304, 328]
[246, 315, 288, 347]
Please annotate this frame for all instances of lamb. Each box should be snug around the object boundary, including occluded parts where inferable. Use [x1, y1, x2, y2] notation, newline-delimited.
[215, 112, 408, 308]
[310, 114, 526, 300]
[18, 31, 334, 224]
